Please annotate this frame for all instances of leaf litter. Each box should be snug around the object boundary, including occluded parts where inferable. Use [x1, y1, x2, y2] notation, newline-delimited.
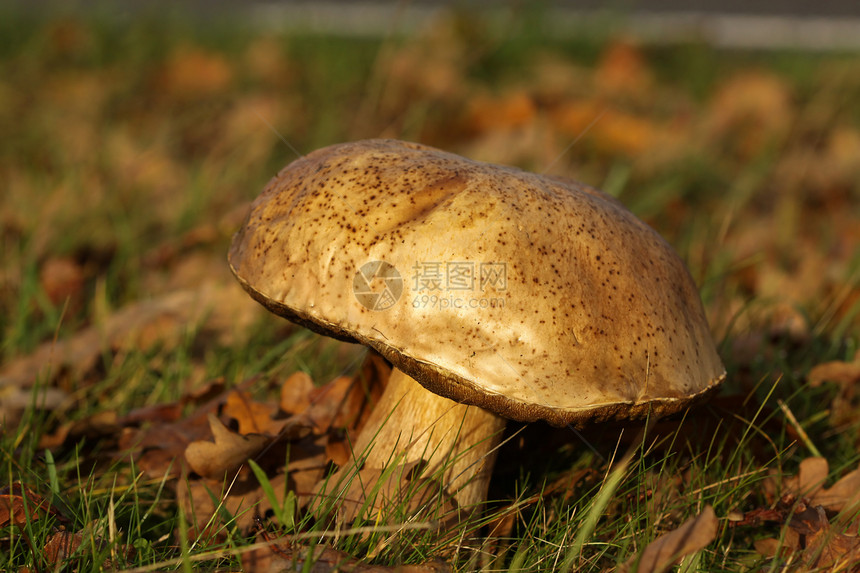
[11, 348, 452, 570]
[1, 11, 859, 571]
[730, 456, 860, 571]
[620, 505, 719, 573]
[0, 278, 261, 428]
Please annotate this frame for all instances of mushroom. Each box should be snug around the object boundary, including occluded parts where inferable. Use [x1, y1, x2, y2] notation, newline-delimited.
[228, 139, 725, 511]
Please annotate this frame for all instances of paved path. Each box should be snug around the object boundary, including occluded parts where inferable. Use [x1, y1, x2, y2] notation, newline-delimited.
[20, 0, 860, 50]
[249, 0, 860, 50]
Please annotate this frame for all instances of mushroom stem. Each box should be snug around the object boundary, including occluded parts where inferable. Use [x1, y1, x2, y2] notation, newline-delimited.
[349, 368, 506, 509]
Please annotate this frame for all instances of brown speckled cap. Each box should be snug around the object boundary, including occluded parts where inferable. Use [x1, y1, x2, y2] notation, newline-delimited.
[229, 139, 725, 427]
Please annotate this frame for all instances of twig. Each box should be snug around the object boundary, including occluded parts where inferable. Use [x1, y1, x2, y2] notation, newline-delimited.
[778, 399, 822, 458]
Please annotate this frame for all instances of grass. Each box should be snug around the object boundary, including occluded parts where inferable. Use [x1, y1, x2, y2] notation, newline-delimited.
[1, 4, 859, 571]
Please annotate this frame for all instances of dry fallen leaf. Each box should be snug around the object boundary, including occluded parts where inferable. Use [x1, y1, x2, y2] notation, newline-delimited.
[809, 351, 860, 428]
[41, 528, 135, 568]
[178, 470, 287, 539]
[129, 355, 389, 540]
[280, 371, 316, 415]
[178, 431, 328, 536]
[155, 47, 233, 99]
[784, 457, 830, 499]
[42, 530, 86, 564]
[224, 390, 280, 436]
[0, 484, 51, 528]
[594, 39, 653, 99]
[39, 410, 120, 450]
[800, 505, 860, 571]
[591, 110, 662, 157]
[809, 351, 860, 388]
[118, 379, 228, 478]
[705, 70, 793, 157]
[39, 256, 85, 307]
[306, 354, 388, 436]
[621, 505, 718, 573]
[783, 457, 860, 514]
[765, 502, 860, 571]
[325, 439, 352, 467]
[814, 468, 860, 515]
[742, 460, 860, 571]
[550, 100, 663, 157]
[185, 413, 269, 479]
[464, 90, 536, 134]
[752, 537, 783, 560]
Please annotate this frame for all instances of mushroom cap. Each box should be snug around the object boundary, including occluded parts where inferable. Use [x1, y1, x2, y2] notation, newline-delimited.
[229, 139, 725, 427]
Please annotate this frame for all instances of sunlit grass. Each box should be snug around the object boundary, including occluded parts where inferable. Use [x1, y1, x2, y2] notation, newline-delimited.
[1, 5, 858, 571]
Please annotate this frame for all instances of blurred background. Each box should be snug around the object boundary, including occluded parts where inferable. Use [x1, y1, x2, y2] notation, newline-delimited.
[1, 0, 858, 372]
[13, 0, 860, 49]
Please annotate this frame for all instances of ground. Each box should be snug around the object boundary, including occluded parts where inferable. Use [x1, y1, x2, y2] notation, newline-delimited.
[1, 7, 859, 572]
